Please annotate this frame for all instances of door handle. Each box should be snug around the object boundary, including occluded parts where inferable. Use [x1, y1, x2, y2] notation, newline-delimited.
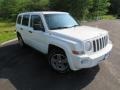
[28, 31, 32, 33]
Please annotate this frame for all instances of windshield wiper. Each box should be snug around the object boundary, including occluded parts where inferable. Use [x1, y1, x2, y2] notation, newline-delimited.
[50, 25, 80, 30]
[50, 27, 70, 30]
[70, 24, 80, 28]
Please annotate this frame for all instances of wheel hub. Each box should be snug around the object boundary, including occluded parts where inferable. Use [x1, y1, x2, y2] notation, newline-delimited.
[51, 54, 68, 71]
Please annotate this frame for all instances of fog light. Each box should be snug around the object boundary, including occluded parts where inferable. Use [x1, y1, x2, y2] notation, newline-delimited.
[81, 60, 89, 64]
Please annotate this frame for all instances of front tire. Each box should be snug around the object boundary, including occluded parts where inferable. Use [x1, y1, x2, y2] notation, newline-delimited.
[48, 49, 70, 73]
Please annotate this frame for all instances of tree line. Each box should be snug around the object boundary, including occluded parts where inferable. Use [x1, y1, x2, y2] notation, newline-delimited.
[0, 0, 119, 21]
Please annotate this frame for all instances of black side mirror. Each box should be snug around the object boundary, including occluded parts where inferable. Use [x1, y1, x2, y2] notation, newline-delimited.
[33, 23, 44, 31]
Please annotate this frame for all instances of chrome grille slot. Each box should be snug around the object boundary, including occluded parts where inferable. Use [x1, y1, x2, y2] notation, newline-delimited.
[102, 37, 105, 48]
[93, 40, 96, 52]
[97, 39, 99, 51]
[92, 35, 108, 52]
[100, 38, 102, 49]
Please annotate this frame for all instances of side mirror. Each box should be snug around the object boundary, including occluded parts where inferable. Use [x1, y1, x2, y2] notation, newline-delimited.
[33, 23, 44, 31]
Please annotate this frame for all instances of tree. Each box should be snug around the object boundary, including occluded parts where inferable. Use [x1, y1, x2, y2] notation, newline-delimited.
[49, 0, 93, 20]
[16, 0, 49, 12]
[109, 0, 120, 17]
[0, 0, 49, 20]
[89, 0, 110, 20]
[0, 0, 17, 19]
[49, 0, 110, 20]
[0, 0, 111, 20]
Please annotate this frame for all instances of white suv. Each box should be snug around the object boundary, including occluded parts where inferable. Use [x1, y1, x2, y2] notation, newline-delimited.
[16, 11, 113, 73]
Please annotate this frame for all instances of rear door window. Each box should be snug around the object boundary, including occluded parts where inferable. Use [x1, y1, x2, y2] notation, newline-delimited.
[22, 15, 30, 26]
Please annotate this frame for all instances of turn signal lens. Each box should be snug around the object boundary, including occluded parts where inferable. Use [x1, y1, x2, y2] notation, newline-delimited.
[72, 51, 84, 55]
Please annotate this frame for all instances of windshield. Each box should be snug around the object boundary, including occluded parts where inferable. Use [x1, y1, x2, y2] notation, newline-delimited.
[44, 14, 79, 30]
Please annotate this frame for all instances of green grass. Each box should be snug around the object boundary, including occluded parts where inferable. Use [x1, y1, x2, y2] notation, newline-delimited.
[0, 21, 16, 44]
[101, 15, 116, 20]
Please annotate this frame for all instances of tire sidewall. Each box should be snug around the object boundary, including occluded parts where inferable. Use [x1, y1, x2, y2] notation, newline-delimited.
[17, 35, 24, 47]
[48, 49, 70, 73]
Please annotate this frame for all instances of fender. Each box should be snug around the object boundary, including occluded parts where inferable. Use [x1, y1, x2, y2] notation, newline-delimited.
[49, 35, 79, 70]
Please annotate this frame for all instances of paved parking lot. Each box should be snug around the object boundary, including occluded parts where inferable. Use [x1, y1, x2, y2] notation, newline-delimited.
[0, 20, 120, 90]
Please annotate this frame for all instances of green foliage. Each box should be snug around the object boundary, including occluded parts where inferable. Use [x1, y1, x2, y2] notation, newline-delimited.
[49, 0, 93, 20]
[0, 0, 17, 18]
[16, 0, 49, 12]
[0, 0, 116, 20]
[110, 0, 120, 17]
[89, 0, 110, 20]
[0, 0, 49, 20]
[49, 0, 110, 20]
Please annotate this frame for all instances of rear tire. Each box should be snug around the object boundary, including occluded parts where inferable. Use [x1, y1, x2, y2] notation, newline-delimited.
[17, 34, 25, 48]
[48, 49, 70, 73]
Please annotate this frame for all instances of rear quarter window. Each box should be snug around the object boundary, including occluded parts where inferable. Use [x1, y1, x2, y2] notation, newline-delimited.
[22, 15, 30, 26]
[17, 15, 22, 24]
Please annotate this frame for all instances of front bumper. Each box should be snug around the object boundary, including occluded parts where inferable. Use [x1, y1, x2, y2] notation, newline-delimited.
[70, 42, 113, 71]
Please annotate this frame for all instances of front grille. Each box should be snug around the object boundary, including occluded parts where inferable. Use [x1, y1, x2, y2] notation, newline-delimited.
[92, 35, 108, 52]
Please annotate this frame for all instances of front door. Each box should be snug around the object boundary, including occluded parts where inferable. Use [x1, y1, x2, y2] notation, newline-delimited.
[28, 14, 48, 54]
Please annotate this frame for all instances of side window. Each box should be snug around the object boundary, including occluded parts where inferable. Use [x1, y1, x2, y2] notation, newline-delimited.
[30, 15, 44, 31]
[22, 15, 30, 26]
[17, 15, 22, 24]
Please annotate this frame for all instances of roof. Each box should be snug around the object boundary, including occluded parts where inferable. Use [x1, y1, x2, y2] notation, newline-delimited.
[18, 11, 68, 15]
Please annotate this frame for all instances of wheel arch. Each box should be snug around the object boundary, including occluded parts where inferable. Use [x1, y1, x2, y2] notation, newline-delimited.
[48, 43, 74, 70]
[48, 44, 65, 54]
[16, 32, 21, 37]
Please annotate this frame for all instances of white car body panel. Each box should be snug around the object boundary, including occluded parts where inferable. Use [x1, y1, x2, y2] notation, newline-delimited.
[50, 26, 108, 41]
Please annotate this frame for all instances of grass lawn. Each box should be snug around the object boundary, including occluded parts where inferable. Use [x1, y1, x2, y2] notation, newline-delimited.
[0, 21, 16, 44]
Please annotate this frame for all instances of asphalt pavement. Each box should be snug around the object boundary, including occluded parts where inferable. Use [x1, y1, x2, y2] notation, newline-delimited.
[0, 20, 120, 90]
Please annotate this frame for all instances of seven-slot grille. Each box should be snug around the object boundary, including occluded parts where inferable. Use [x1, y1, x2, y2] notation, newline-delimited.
[92, 35, 108, 52]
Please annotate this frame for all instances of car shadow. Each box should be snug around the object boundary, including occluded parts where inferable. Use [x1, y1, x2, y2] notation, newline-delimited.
[0, 42, 100, 90]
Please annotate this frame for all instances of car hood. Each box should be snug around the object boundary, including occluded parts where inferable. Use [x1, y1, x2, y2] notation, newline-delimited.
[49, 26, 108, 41]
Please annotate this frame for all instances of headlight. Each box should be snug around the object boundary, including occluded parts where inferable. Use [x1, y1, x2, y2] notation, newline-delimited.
[85, 41, 92, 51]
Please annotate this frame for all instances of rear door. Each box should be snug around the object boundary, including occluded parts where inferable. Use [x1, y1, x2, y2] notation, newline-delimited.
[20, 14, 31, 45]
